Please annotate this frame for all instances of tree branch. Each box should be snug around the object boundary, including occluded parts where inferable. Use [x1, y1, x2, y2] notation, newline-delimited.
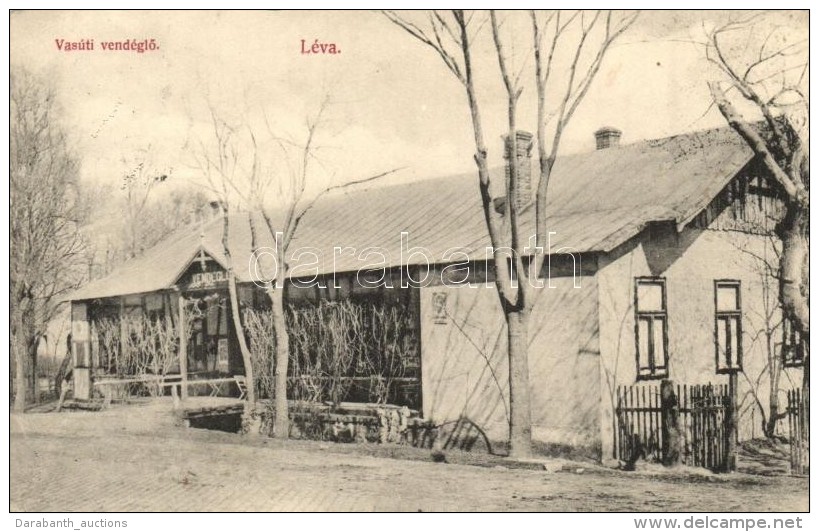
[709, 81, 807, 208]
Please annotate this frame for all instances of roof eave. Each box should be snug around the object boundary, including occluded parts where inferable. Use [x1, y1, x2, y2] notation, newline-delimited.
[674, 155, 756, 232]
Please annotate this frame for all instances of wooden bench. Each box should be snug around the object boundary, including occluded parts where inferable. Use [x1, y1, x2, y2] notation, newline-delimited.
[93, 374, 247, 406]
[94, 374, 183, 407]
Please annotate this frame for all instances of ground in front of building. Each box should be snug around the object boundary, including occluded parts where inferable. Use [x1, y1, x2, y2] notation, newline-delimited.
[10, 400, 808, 512]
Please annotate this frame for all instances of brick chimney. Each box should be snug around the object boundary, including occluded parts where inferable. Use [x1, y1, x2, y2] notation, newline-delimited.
[594, 127, 622, 150]
[504, 130, 534, 210]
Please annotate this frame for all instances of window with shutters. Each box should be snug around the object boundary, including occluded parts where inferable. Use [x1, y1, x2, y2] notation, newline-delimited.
[635, 277, 668, 380]
[715, 280, 742, 373]
[782, 317, 805, 368]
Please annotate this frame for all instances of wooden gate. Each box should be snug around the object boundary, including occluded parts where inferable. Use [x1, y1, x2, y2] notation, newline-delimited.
[682, 384, 732, 471]
[787, 389, 809, 475]
[615, 382, 733, 471]
[615, 384, 662, 464]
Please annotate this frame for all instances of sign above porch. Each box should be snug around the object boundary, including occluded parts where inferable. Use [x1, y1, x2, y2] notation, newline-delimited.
[177, 249, 229, 291]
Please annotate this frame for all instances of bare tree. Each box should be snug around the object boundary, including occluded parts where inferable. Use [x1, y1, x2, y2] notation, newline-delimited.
[384, 9, 637, 457]
[10, 67, 87, 411]
[730, 233, 798, 439]
[120, 152, 170, 259]
[705, 12, 809, 392]
[191, 99, 399, 436]
[82, 181, 212, 280]
[190, 106, 260, 419]
[251, 98, 327, 437]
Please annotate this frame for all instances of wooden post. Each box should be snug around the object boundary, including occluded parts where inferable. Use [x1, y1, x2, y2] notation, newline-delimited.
[726, 372, 738, 472]
[119, 296, 127, 364]
[71, 302, 92, 400]
[178, 293, 188, 400]
[660, 379, 682, 466]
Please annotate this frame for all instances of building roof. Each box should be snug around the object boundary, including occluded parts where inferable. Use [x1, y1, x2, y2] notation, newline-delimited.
[67, 125, 753, 302]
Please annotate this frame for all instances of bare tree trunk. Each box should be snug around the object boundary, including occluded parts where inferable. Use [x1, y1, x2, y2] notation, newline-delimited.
[766, 331, 783, 439]
[802, 344, 809, 396]
[269, 285, 290, 438]
[13, 348, 28, 412]
[506, 307, 532, 458]
[28, 332, 39, 404]
[766, 397, 781, 439]
[779, 205, 810, 395]
[54, 350, 72, 400]
[12, 310, 28, 413]
[220, 211, 256, 408]
[226, 275, 255, 405]
[779, 205, 809, 335]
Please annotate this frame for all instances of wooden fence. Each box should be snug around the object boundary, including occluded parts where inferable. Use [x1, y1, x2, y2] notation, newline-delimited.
[615, 382, 733, 472]
[787, 388, 809, 476]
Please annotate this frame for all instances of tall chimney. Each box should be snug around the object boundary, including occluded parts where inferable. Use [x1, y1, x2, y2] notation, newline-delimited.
[503, 130, 534, 210]
[594, 127, 622, 150]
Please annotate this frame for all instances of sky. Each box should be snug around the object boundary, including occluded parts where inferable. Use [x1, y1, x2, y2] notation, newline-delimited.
[9, 10, 809, 202]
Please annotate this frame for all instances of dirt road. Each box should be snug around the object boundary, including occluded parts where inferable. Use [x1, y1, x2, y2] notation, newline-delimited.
[10, 401, 809, 512]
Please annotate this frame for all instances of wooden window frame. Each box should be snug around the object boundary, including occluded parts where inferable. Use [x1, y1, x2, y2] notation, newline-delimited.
[782, 317, 806, 368]
[634, 277, 669, 380]
[714, 280, 743, 374]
